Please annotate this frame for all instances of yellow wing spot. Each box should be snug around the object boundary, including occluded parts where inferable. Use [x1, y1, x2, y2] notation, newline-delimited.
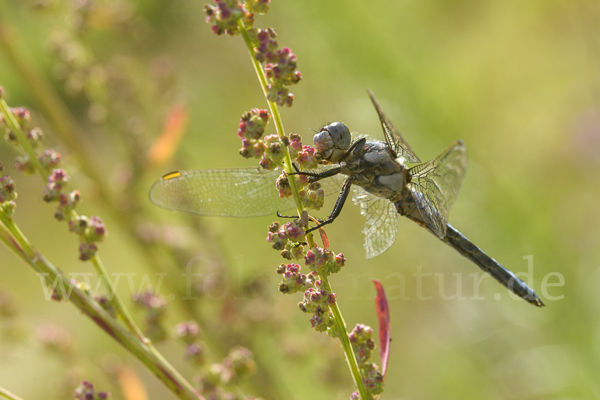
[162, 171, 182, 180]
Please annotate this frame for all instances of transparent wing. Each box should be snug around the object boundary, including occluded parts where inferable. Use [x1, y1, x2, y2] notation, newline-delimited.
[368, 90, 421, 163]
[352, 187, 399, 259]
[408, 140, 468, 238]
[149, 168, 295, 217]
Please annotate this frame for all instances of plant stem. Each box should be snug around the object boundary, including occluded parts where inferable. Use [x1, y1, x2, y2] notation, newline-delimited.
[321, 274, 370, 400]
[0, 211, 203, 400]
[237, 21, 304, 216]
[90, 255, 147, 342]
[0, 386, 26, 400]
[0, 90, 201, 399]
[0, 20, 285, 400]
[0, 98, 148, 344]
[237, 19, 370, 400]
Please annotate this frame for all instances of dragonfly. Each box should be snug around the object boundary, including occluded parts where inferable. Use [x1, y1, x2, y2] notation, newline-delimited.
[149, 91, 544, 307]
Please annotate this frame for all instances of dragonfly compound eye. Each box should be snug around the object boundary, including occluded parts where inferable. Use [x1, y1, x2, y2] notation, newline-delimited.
[313, 122, 351, 162]
[325, 122, 351, 150]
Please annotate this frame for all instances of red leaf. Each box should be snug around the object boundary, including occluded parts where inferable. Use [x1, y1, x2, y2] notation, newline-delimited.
[372, 279, 390, 379]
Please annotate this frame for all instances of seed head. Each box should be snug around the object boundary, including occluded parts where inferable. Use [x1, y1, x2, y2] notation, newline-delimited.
[9, 107, 30, 129]
[39, 149, 62, 170]
[0, 175, 16, 204]
[175, 321, 202, 344]
[78, 242, 98, 261]
[204, 0, 251, 36]
[73, 381, 111, 400]
[221, 346, 257, 384]
[275, 172, 291, 198]
[95, 295, 117, 318]
[15, 155, 35, 174]
[238, 108, 270, 140]
[244, 0, 270, 14]
[186, 343, 205, 366]
[287, 133, 303, 159]
[296, 145, 319, 170]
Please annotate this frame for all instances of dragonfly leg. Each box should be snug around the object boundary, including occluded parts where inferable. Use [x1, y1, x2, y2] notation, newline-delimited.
[276, 211, 299, 219]
[305, 176, 355, 234]
[277, 211, 326, 226]
[289, 166, 342, 182]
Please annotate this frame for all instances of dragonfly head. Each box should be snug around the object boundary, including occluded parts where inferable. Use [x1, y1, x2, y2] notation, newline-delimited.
[313, 122, 351, 163]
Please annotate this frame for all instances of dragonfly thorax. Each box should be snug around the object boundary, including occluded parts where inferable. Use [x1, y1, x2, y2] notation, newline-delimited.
[342, 140, 409, 201]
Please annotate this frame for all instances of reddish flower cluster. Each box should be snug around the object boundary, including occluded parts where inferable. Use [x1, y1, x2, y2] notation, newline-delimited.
[0, 100, 107, 261]
[174, 321, 204, 366]
[9, 107, 29, 123]
[298, 279, 337, 333]
[238, 108, 270, 141]
[73, 381, 110, 400]
[43, 168, 69, 202]
[276, 263, 311, 294]
[133, 291, 168, 342]
[237, 108, 273, 162]
[220, 346, 257, 384]
[304, 246, 346, 276]
[349, 324, 384, 397]
[287, 133, 303, 158]
[260, 133, 284, 169]
[195, 346, 257, 397]
[68, 215, 107, 261]
[186, 343, 205, 366]
[349, 324, 375, 364]
[4, 108, 52, 174]
[264, 47, 302, 85]
[0, 168, 16, 215]
[245, 0, 270, 14]
[274, 169, 291, 197]
[266, 219, 305, 255]
[252, 27, 302, 107]
[40, 168, 107, 260]
[203, 0, 251, 36]
[295, 144, 319, 170]
[297, 178, 325, 211]
[203, 0, 270, 36]
[269, 215, 346, 335]
[271, 136, 324, 209]
[38, 149, 62, 170]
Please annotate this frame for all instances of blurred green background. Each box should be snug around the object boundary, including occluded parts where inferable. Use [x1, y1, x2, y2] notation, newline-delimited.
[1, 0, 599, 399]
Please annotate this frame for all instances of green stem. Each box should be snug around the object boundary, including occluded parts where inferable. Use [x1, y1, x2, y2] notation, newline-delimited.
[90, 255, 147, 342]
[0, 14, 283, 400]
[237, 19, 370, 400]
[237, 21, 304, 216]
[0, 386, 26, 400]
[0, 97, 151, 345]
[321, 274, 370, 400]
[1, 89, 200, 395]
[0, 26, 283, 400]
[0, 207, 37, 262]
[0, 211, 203, 400]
